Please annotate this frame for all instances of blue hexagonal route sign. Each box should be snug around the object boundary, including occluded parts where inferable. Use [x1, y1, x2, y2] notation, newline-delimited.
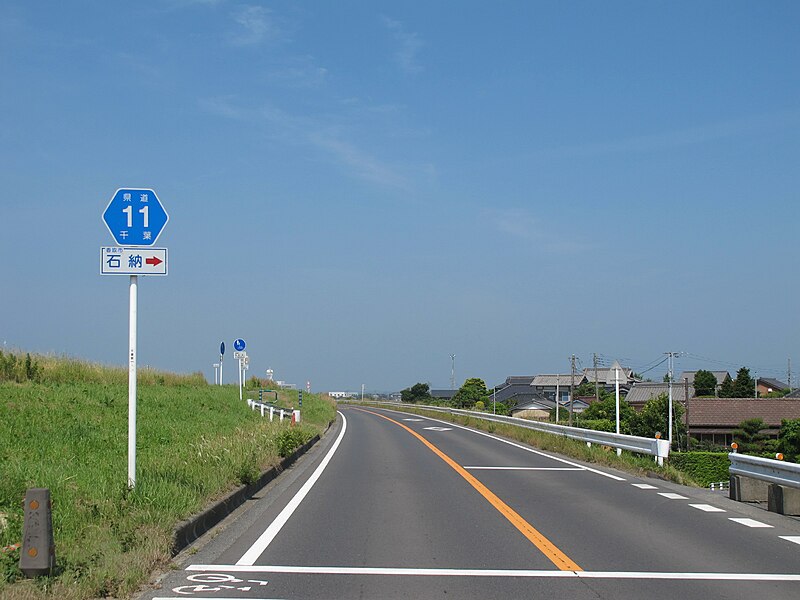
[102, 188, 169, 246]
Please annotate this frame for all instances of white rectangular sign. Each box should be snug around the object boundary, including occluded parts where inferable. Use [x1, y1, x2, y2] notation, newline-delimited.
[234, 351, 246, 360]
[101, 247, 168, 276]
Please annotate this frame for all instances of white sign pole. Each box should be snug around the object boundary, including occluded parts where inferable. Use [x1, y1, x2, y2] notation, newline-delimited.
[128, 275, 138, 488]
[238, 357, 243, 401]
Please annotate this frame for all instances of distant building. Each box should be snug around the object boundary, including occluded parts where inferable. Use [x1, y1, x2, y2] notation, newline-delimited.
[531, 374, 587, 403]
[757, 377, 788, 397]
[328, 391, 356, 399]
[430, 389, 457, 401]
[625, 382, 694, 410]
[687, 398, 800, 446]
[583, 361, 639, 393]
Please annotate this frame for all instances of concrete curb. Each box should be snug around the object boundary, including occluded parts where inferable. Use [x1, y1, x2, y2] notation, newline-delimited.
[171, 432, 321, 555]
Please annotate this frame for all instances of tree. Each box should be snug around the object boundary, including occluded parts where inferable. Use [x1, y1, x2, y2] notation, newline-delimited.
[452, 378, 489, 409]
[777, 418, 800, 463]
[401, 382, 431, 403]
[693, 370, 717, 397]
[718, 374, 735, 398]
[732, 367, 755, 398]
[630, 392, 686, 448]
[580, 395, 637, 434]
[732, 418, 768, 453]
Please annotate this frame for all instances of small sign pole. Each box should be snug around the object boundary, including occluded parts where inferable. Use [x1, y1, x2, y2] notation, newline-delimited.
[128, 275, 138, 488]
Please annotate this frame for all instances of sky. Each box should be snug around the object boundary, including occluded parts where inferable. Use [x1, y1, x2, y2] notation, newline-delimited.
[2, 1, 799, 392]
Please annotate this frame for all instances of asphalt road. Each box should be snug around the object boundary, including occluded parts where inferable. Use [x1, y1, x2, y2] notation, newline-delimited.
[139, 406, 800, 599]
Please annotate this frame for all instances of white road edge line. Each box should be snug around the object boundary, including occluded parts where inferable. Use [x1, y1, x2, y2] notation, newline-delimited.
[383, 409, 626, 481]
[186, 564, 800, 581]
[235, 411, 348, 566]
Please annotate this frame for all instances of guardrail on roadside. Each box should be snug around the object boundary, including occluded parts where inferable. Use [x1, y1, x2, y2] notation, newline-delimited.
[344, 400, 670, 462]
[728, 453, 800, 490]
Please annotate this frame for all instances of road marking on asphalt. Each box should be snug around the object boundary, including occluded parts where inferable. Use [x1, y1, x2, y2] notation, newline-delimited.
[780, 536, 800, 546]
[689, 504, 726, 512]
[186, 564, 800, 581]
[235, 411, 349, 566]
[403, 418, 425, 421]
[658, 492, 689, 500]
[729, 518, 773, 528]
[631, 483, 658, 489]
[398, 411, 626, 481]
[423, 426, 453, 431]
[464, 466, 584, 471]
[357, 408, 582, 572]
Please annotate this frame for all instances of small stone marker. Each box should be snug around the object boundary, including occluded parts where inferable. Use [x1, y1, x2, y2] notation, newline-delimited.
[20, 488, 55, 577]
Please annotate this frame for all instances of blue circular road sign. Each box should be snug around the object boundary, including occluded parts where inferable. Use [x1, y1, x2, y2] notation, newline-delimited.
[233, 339, 246, 352]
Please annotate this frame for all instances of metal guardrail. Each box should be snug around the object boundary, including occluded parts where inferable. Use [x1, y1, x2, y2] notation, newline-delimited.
[728, 453, 800, 490]
[346, 401, 670, 460]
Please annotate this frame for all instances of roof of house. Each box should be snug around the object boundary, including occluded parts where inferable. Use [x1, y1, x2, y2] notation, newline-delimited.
[583, 361, 638, 385]
[512, 398, 556, 412]
[531, 374, 588, 387]
[678, 371, 730, 385]
[500, 376, 537, 387]
[493, 385, 547, 405]
[430, 389, 457, 399]
[757, 377, 788, 390]
[625, 382, 695, 405]
[687, 398, 800, 428]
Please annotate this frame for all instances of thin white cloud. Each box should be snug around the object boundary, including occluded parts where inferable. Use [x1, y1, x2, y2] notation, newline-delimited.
[382, 16, 424, 75]
[229, 5, 279, 46]
[198, 96, 411, 189]
[489, 208, 589, 254]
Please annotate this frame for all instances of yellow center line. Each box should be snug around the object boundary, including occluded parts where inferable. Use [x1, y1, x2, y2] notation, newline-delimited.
[353, 408, 582, 572]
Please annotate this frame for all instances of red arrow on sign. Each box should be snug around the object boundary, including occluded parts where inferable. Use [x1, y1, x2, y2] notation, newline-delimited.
[145, 256, 163, 267]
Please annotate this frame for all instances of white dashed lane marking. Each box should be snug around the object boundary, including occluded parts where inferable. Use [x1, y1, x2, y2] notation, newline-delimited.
[658, 493, 689, 500]
[780, 536, 800, 546]
[729, 518, 773, 528]
[632, 483, 658, 489]
[689, 504, 726, 513]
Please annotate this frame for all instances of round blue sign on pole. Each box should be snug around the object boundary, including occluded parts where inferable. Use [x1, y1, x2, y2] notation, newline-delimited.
[233, 339, 246, 352]
[220, 342, 225, 356]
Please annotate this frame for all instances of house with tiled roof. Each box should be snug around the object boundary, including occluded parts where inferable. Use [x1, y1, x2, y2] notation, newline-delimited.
[686, 398, 800, 446]
[583, 360, 639, 393]
[491, 376, 543, 408]
[625, 382, 694, 410]
[756, 377, 788, 397]
[531, 373, 587, 403]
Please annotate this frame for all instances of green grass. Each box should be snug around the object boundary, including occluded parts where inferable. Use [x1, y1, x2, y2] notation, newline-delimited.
[0, 353, 335, 599]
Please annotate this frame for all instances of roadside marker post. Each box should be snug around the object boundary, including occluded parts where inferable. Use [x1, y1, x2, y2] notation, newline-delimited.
[19, 488, 55, 577]
[101, 187, 169, 489]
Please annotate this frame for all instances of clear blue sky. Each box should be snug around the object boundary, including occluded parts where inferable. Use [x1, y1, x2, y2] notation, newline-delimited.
[2, 1, 799, 391]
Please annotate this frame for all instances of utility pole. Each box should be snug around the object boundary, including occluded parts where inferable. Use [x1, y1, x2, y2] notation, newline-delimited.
[594, 353, 599, 402]
[664, 352, 677, 449]
[789, 358, 792, 393]
[684, 377, 690, 452]
[450, 354, 456, 390]
[665, 351, 681, 449]
[569, 354, 576, 427]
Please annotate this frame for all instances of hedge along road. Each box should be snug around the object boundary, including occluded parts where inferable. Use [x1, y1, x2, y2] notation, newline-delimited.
[140, 406, 800, 600]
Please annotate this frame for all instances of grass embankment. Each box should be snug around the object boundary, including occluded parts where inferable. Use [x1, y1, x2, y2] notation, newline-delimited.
[0, 353, 336, 599]
[368, 404, 702, 486]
